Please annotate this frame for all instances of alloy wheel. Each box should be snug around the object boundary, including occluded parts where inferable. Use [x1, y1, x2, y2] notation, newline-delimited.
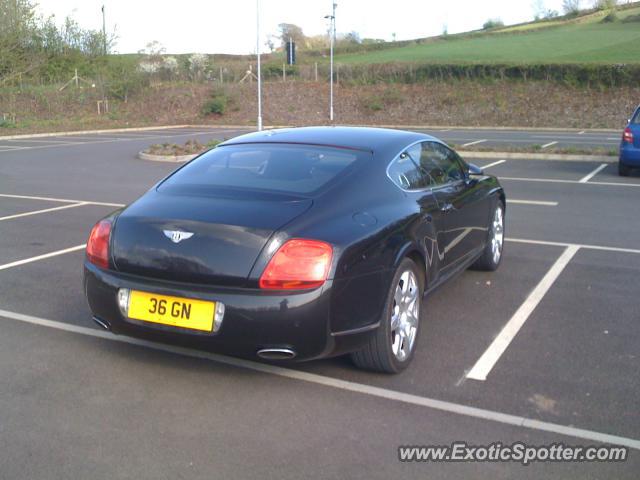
[390, 270, 420, 361]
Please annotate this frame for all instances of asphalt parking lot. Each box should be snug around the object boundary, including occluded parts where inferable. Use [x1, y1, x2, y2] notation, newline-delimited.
[0, 126, 638, 478]
[0, 125, 621, 153]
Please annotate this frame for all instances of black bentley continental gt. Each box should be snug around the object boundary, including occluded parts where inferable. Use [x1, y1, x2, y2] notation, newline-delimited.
[84, 127, 505, 373]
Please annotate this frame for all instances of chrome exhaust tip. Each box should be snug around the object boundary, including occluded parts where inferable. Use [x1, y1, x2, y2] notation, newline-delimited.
[92, 316, 111, 331]
[256, 348, 296, 360]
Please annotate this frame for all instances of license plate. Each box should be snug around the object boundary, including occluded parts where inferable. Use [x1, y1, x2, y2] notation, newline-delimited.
[128, 290, 215, 332]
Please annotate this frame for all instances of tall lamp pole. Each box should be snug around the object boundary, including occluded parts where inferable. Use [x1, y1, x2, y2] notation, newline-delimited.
[325, 2, 337, 122]
[256, 0, 263, 131]
[101, 5, 107, 55]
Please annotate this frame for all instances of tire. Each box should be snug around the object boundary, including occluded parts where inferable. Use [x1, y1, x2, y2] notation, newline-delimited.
[351, 258, 423, 374]
[618, 162, 631, 177]
[471, 201, 505, 272]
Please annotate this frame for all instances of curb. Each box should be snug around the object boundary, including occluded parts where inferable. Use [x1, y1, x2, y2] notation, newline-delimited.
[1, 123, 621, 141]
[461, 151, 617, 163]
[353, 124, 620, 133]
[0, 125, 192, 141]
[137, 151, 197, 163]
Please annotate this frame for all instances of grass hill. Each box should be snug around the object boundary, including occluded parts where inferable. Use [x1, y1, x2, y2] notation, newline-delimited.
[334, 4, 640, 64]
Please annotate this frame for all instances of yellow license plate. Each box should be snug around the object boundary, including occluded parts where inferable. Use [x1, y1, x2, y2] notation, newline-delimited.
[128, 290, 215, 332]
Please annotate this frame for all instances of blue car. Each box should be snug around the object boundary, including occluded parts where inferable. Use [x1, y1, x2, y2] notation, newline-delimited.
[619, 105, 640, 176]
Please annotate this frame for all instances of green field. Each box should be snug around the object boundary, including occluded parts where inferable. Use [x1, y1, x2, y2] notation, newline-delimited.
[336, 8, 640, 65]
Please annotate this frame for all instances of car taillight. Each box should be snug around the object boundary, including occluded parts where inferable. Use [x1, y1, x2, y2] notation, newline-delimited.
[259, 239, 333, 290]
[86, 219, 112, 269]
[623, 127, 634, 144]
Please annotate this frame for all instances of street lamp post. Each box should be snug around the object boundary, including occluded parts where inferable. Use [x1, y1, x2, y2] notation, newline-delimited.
[256, 0, 263, 131]
[325, 2, 337, 122]
[101, 5, 107, 55]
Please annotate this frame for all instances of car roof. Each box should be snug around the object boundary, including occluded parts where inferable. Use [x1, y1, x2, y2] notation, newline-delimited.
[219, 126, 438, 154]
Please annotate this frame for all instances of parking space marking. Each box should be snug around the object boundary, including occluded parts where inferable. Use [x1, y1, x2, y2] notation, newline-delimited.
[0, 146, 28, 150]
[500, 177, 640, 188]
[0, 244, 86, 272]
[5, 138, 84, 144]
[0, 308, 638, 450]
[480, 159, 506, 169]
[0, 202, 88, 222]
[579, 163, 608, 183]
[0, 193, 124, 207]
[462, 139, 487, 147]
[507, 237, 640, 255]
[541, 141, 558, 149]
[0, 130, 248, 154]
[466, 245, 580, 382]
[506, 199, 558, 206]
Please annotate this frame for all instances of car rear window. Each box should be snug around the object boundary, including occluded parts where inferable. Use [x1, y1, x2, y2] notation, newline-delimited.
[632, 109, 640, 124]
[158, 143, 369, 196]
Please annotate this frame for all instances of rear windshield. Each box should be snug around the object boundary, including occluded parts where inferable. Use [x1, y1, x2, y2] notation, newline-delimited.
[633, 109, 640, 124]
[158, 143, 369, 196]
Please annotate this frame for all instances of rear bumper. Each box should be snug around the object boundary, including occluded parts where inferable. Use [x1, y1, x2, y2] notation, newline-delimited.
[620, 144, 640, 166]
[84, 262, 375, 361]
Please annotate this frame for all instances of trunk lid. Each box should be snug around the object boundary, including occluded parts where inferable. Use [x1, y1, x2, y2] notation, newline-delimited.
[111, 190, 312, 286]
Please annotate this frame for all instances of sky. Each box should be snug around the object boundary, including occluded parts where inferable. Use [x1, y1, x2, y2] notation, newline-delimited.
[34, 0, 568, 55]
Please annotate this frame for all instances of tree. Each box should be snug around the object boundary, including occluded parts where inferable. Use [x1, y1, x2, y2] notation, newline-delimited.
[594, 0, 617, 9]
[277, 23, 306, 47]
[0, 0, 41, 79]
[0, 0, 117, 84]
[264, 35, 276, 53]
[562, 0, 581, 15]
[482, 18, 505, 30]
[188, 53, 209, 81]
[532, 0, 545, 19]
[343, 31, 361, 44]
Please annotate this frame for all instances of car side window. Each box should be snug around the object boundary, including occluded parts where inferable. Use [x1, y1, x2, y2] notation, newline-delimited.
[420, 142, 464, 185]
[387, 144, 429, 191]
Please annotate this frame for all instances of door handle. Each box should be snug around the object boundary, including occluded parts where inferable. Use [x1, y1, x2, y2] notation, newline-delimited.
[440, 203, 454, 213]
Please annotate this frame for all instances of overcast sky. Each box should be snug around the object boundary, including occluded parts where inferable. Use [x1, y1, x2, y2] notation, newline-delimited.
[34, 0, 568, 55]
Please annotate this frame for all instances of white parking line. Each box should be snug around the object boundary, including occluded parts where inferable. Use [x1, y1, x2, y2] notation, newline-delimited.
[500, 177, 640, 188]
[0, 244, 86, 271]
[0, 202, 88, 221]
[5, 138, 84, 144]
[480, 159, 506, 169]
[0, 308, 637, 450]
[462, 139, 487, 147]
[579, 163, 608, 183]
[541, 141, 558, 149]
[0, 130, 244, 154]
[506, 199, 558, 206]
[466, 245, 580, 381]
[507, 237, 640, 255]
[0, 193, 124, 207]
[578, 131, 585, 135]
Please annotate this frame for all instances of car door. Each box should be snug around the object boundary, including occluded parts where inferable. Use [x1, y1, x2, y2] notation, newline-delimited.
[419, 142, 488, 271]
[387, 143, 445, 286]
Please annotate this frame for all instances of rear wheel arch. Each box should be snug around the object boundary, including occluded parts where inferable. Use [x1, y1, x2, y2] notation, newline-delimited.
[393, 243, 427, 291]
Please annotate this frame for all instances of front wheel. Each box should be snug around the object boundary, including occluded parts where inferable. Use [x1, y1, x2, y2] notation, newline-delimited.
[351, 258, 423, 373]
[471, 201, 504, 271]
[619, 162, 631, 177]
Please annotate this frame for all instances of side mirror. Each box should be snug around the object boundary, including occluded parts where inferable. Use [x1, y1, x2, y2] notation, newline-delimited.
[467, 163, 484, 176]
